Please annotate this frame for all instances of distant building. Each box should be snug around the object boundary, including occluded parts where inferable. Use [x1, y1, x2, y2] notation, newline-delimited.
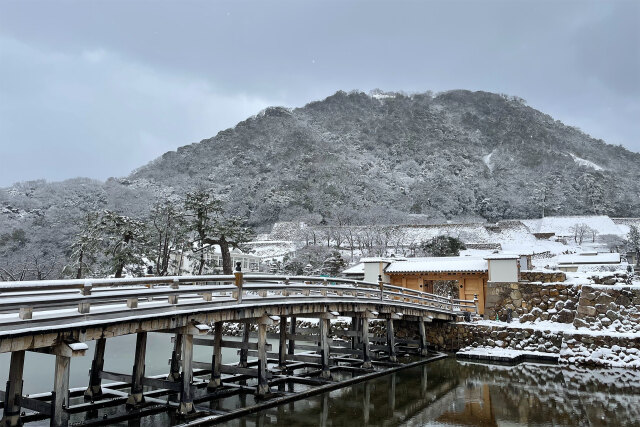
[557, 252, 622, 272]
[346, 253, 528, 315]
[171, 245, 262, 274]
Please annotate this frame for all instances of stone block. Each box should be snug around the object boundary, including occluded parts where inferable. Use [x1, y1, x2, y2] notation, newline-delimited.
[577, 305, 597, 317]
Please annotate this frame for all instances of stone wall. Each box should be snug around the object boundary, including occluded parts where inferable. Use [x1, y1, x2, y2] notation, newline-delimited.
[519, 271, 566, 283]
[560, 332, 640, 368]
[423, 321, 564, 353]
[572, 285, 640, 332]
[485, 282, 581, 323]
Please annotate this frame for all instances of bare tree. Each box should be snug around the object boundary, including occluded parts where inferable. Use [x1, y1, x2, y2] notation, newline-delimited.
[569, 223, 595, 245]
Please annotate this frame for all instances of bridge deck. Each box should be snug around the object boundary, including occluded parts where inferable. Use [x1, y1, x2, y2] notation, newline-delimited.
[0, 273, 477, 426]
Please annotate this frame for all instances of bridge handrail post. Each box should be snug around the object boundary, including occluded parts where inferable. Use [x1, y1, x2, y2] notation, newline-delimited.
[449, 295, 454, 312]
[378, 275, 384, 301]
[234, 262, 243, 303]
[473, 294, 479, 315]
[82, 281, 92, 296]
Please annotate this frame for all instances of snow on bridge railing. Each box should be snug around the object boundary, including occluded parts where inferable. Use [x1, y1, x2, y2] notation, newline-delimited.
[0, 271, 477, 324]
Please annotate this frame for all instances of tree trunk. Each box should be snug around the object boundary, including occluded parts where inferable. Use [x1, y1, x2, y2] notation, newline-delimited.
[220, 239, 232, 274]
[76, 250, 84, 279]
[198, 252, 205, 275]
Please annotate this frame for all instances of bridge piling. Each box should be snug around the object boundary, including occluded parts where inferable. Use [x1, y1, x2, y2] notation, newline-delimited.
[288, 316, 296, 355]
[256, 316, 272, 396]
[52, 353, 71, 427]
[167, 333, 183, 382]
[84, 337, 106, 399]
[418, 318, 429, 356]
[318, 315, 332, 379]
[387, 317, 398, 362]
[359, 312, 372, 369]
[239, 323, 250, 368]
[278, 316, 287, 368]
[208, 322, 223, 389]
[1, 350, 25, 427]
[179, 333, 195, 414]
[126, 332, 147, 407]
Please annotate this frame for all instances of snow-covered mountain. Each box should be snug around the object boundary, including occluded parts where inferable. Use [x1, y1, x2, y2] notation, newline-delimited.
[2, 89, 640, 279]
[129, 89, 640, 224]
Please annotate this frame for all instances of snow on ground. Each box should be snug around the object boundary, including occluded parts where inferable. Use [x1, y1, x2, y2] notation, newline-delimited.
[569, 153, 604, 171]
[483, 150, 495, 172]
[522, 215, 624, 237]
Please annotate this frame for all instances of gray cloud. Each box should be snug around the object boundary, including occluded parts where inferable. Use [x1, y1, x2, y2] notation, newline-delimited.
[0, 0, 638, 186]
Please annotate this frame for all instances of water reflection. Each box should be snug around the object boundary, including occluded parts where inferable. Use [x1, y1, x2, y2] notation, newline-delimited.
[232, 358, 640, 427]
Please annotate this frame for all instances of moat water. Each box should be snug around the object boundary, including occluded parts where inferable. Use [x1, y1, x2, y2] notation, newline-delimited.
[1, 333, 639, 426]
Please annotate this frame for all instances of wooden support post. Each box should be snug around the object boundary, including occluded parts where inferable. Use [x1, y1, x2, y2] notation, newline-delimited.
[256, 317, 271, 396]
[1, 350, 25, 427]
[350, 316, 359, 349]
[418, 318, 428, 356]
[126, 332, 147, 407]
[208, 322, 222, 389]
[378, 275, 384, 301]
[474, 294, 479, 315]
[167, 333, 183, 382]
[387, 318, 397, 363]
[319, 317, 331, 379]
[84, 337, 106, 400]
[234, 262, 243, 303]
[360, 314, 372, 369]
[239, 323, 250, 368]
[179, 334, 194, 414]
[278, 316, 287, 368]
[52, 354, 70, 427]
[287, 316, 296, 355]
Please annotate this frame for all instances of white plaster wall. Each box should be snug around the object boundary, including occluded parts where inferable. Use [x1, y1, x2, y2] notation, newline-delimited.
[488, 259, 519, 282]
[363, 262, 390, 283]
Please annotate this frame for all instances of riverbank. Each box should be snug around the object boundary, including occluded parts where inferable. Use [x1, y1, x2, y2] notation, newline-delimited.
[427, 280, 640, 369]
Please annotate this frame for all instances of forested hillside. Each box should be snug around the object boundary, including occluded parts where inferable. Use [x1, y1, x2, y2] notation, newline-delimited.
[2, 90, 639, 279]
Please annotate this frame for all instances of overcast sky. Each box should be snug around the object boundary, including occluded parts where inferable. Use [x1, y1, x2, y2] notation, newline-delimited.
[1, 0, 638, 187]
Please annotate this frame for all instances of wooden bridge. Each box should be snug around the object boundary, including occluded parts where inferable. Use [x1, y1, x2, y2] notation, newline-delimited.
[0, 265, 477, 426]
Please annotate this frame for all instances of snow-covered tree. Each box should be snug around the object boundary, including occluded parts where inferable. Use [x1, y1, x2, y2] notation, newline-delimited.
[628, 225, 640, 253]
[184, 191, 254, 275]
[99, 210, 148, 278]
[321, 251, 346, 277]
[421, 235, 466, 257]
[64, 212, 102, 279]
[147, 199, 188, 276]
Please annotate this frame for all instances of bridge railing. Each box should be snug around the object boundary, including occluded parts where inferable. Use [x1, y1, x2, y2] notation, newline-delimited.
[0, 273, 477, 324]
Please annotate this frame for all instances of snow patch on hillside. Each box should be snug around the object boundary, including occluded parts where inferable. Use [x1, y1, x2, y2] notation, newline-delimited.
[483, 150, 495, 172]
[570, 153, 603, 171]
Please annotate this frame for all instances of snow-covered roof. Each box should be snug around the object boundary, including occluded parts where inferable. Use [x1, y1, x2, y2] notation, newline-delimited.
[557, 252, 621, 265]
[485, 254, 520, 260]
[385, 257, 488, 273]
[342, 263, 365, 275]
[360, 257, 405, 263]
[522, 215, 624, 236]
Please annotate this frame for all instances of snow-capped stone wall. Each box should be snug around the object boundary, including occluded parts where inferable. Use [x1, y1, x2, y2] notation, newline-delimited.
[519, 271, 566, 283]
[572, 285, 640, 332]
[560, 332, 640, 369]
[485, 282, 580, 323]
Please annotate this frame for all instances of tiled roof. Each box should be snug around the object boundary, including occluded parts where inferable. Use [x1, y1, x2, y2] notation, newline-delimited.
[385, 257, 488, 273]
